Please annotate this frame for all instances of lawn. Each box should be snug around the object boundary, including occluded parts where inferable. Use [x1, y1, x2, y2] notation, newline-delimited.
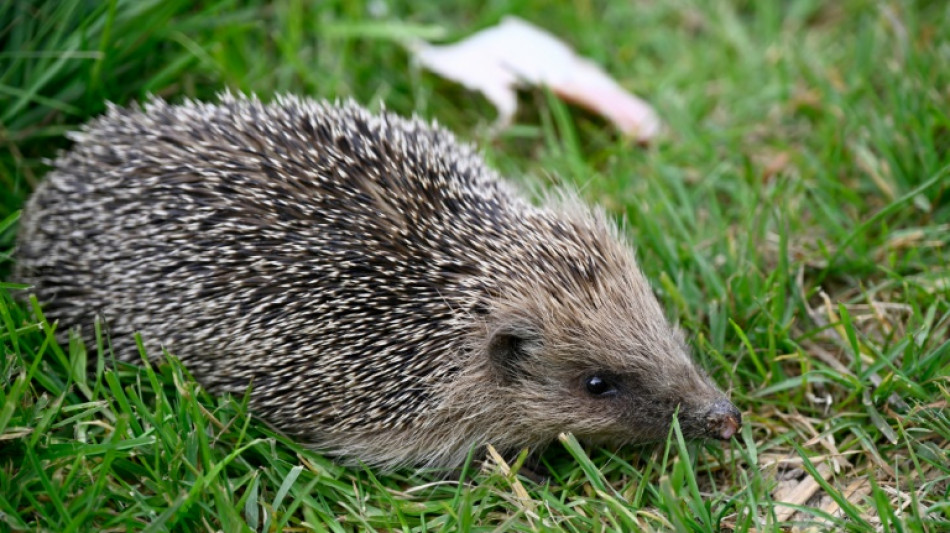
[1, 0, 948, 531]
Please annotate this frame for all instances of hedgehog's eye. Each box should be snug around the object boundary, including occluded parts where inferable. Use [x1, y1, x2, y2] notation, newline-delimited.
[584, 375, 618, 397]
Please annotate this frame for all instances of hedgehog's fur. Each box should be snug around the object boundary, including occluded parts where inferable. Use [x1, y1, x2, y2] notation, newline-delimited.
[16, 93, 740, 469]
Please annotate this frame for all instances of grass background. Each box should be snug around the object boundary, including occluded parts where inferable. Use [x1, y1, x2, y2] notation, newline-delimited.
[1, 0, 948, 531]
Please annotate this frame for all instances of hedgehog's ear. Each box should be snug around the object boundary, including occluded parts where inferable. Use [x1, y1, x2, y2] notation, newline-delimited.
[487, 320, 542, 382]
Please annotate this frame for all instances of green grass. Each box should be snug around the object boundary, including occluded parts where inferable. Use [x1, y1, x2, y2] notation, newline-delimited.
[2, 0, 949, 531]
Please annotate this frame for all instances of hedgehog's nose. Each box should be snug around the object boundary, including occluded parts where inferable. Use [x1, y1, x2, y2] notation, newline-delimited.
[705, 399, 742, 440]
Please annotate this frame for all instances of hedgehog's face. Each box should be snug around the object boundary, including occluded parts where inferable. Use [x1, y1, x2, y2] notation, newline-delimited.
[483, 268, 740, 449]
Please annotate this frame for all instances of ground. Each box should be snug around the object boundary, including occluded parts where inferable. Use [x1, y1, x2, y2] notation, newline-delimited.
[0, 0, 948, 531]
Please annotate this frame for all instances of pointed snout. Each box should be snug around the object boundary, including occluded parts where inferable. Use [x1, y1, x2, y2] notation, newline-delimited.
[705, 399, 742, 440]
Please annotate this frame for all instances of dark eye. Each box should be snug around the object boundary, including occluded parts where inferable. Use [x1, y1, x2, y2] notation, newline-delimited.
[585, 375, 618, 397]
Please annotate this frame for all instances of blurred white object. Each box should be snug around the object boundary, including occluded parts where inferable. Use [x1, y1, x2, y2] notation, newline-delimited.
[412, 16, 661, 142]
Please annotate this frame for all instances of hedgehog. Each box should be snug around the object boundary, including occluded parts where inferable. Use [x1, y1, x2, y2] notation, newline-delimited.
[15, 93, 741, 469]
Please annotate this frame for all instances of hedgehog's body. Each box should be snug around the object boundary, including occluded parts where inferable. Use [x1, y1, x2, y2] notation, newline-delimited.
[16, 94, 739, 469]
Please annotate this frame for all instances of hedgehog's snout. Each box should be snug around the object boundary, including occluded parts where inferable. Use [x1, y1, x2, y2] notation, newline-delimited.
[704, 399, 742, 440]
